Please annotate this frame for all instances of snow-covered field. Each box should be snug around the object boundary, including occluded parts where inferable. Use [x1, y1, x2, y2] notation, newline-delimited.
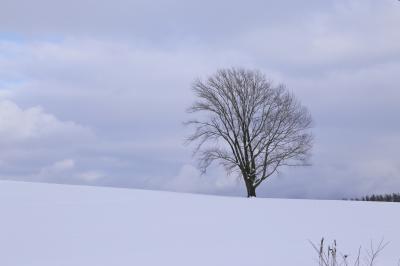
[0, 181, 399, 266]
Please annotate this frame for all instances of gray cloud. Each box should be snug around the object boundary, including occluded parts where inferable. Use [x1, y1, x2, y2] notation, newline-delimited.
[0, 0, 330, 42]
[0, 0, 399, 198]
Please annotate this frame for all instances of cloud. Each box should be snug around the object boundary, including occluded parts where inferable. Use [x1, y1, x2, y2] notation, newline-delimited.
[38, 159, 75, 177]
[0, 100, 93, 145]
[0, 0, 400, 198]
[0, 100, 101, 182]
[35, 159, 106, 184]
[233, 1, 400, 75]
[158, 164, 241, 195]
[0, 0, 328, 41]
[78, 171, 105, 182]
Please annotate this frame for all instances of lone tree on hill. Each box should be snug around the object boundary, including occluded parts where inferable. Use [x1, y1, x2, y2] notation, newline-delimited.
[186, 68, 313, 197]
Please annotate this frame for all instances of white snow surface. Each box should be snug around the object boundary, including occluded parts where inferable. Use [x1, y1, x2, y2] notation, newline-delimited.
[0, 180, 399, 266]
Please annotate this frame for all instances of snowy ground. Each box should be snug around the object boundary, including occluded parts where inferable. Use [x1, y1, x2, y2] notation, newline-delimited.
[0, 181, 399, 266]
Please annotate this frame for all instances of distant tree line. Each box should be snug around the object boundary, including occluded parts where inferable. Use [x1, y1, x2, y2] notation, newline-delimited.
[349, 193, 400, 202]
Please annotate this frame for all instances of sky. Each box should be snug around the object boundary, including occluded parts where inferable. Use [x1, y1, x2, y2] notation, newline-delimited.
[0, 0, 399, 199]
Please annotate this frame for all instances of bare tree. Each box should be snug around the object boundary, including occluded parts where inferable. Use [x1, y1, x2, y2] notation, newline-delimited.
[185, 68, 313, 197]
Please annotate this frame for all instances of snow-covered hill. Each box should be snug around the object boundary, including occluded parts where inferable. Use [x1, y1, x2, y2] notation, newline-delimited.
[0, 181, 399, 266]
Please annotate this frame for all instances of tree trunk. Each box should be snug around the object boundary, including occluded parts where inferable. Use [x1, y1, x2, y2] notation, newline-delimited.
[245, 180, 257, 197]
